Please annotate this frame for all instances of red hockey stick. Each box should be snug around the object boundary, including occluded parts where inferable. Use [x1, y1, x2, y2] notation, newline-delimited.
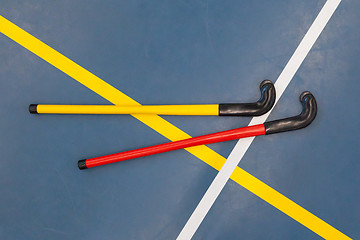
[78, 91, 317, 170]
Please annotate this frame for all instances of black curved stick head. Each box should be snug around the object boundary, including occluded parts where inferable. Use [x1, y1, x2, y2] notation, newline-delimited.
[218, 80, 276, 116]
[264, 91, 317, 135]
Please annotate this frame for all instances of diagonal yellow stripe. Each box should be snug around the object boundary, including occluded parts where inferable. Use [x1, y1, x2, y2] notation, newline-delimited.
[0, 15, 351, 240]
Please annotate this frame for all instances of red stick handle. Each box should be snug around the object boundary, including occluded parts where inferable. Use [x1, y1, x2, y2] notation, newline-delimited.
[79, 124, 265, 169]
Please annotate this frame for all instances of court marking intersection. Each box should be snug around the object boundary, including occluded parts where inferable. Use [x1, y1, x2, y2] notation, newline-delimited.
[177, 0, 343, 239]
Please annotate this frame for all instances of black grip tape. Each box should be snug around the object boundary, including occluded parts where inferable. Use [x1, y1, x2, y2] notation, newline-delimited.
[29, 104, 38, 114]
[78, 159, 87, 170]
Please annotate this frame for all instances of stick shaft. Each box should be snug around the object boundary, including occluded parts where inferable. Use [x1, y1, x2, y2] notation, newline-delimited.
[35, 104, 219, 115]
[81, 124, 265, 169]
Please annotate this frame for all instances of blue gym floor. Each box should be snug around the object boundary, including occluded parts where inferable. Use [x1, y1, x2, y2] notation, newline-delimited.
[0, 1, 359, 239]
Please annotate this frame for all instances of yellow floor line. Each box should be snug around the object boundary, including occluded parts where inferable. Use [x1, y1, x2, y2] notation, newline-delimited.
[0, 15, 351, 240]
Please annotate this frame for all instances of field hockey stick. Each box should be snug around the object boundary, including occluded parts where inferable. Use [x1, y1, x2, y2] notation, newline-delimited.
[29, 80, 275, 117]
[78, 91, 317, 169]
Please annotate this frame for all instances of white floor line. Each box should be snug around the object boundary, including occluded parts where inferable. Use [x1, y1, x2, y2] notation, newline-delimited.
[176, 1, 342, 239]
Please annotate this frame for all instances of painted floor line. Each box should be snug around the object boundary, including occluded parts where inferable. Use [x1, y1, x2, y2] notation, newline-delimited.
[176, 1, 345, 240]
[0, 8, 350, 239]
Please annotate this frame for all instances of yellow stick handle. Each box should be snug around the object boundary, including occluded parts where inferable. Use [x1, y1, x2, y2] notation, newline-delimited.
[30, 104, 219, 115]
[29, 80, 276, 117]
